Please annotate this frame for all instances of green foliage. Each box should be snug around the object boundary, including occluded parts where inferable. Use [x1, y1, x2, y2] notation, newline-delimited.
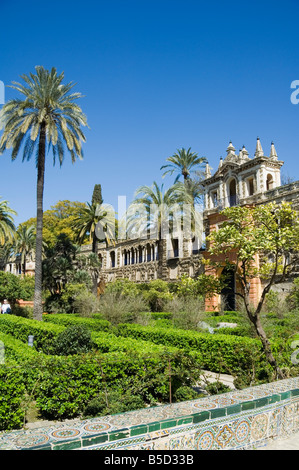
[288, 278, 299, 309]
[21, 201, 89, 248]
[19, 275, 35, 300]
[105, 278, 140, 297]
[83, 390, 145, 417]
[163, 296, 204, 330]
[0, 314, 64, 353]
[30, 349, 201, 420]
[0, 198, 17, 245]
[98, 292, 150, 325]
[52, 325, 93, 356]
[43, 313, 111, 332]
[0, 365, 26, 430]
[141, 280, 173, 312]
[91, 184, 103, 206]
[11, 304, 33, 319]
[205, 381, 232, 395]
[116, 322, 264, 376]
[0, 271, 23, 303]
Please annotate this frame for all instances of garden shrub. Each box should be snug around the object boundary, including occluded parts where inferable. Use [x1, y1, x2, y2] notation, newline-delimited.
[83, 390, 145, 417]
[72, 290, 100, 316]
[43, 313, 112, 332]
[287, 278, 299, 309]
[115, 323, 265, 376]
[45, 283, 89, 313]
[33, 349, 202, 420]
[105, 278, 140, 297]
[0, 314, 64, 353]
[163, 296, 205, 330]
[12, 304, 33, 319]
[141, 280, 173, 312]
[52, 324, 93, 356]
[0, 365, 26, 430]
[97, 292, 150, 325]
[205, 381, 232, 395]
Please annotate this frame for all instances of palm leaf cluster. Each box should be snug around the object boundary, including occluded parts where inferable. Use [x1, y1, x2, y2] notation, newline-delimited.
[0, 66, 87, 165]
[0, 198, 16, 244]
[160, 147, 207, 183]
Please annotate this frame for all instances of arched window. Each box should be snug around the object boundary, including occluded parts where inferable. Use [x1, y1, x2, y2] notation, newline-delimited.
[228, 178, 237, 206]
[110, 251, 115, 268]
[266, 174, 274, 191]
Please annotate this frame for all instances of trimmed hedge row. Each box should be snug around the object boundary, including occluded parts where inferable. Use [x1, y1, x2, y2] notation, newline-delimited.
[0, 314, 188, 359]
[0, 314, 64, 352]
[0, 331, 42, 362]
[43, 313, 111, 332]
[115, 323, 264, 374]
[91, 330, 185, 356]
[42, 314, 266, 374]
[42, 313, 267, 374]
[27, 349, 201, 420]
[0, 364, 26, 431]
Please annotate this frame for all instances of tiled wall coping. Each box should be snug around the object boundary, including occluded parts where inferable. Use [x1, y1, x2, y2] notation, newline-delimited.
[1, 376, 299, 450]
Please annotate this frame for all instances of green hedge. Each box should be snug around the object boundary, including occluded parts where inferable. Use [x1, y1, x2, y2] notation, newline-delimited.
[29, 349, 201, 420]
[115, 323, 264, 374]
[0, 332, 43, 362]
[43, 313, 111, 332]
[42, 313, 265, 374]
[0, 365, 26, 431]
[0, 314, 64, 353]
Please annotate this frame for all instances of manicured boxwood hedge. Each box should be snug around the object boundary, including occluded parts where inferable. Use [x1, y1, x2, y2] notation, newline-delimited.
[0, 331, 42, 362]
[115, 323, 265, 374]
[43, 313, 111, 332]
[0, 364, 26, 431]
[0, 312, 281, 427]
[0, 314, 64, 353]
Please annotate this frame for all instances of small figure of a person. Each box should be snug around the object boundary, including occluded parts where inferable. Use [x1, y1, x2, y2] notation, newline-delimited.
[1, 300, 11, 314]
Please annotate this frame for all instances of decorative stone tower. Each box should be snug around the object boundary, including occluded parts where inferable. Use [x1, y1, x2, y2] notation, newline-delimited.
[201, 138, 283, 214]
[201, 138, 284, 311]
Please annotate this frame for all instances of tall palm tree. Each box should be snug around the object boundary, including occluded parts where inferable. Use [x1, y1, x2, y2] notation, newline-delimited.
[161, 147, 207, 183]
[14, 225, 36, 277]
[0, 198, 17, 245]
[73, 202, 116, 294]
[127, 182, 183, 278]
[0, 66, 87, 319]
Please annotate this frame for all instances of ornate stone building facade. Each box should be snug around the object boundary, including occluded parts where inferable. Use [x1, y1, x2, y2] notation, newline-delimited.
[201, 138, 299, 310]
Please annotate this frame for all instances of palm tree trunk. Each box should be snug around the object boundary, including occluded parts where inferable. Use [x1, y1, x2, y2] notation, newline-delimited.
[33, 123, 46, 320]
[91, 234, 99, 295]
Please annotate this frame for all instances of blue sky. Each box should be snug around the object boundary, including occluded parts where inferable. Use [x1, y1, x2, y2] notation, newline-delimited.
[1, 0, 299, 225]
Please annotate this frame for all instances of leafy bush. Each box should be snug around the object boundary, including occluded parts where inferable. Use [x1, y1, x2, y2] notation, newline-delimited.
[141, 280, 173, 312]
[52, 325, 93, 356]
[163, 296, 205, 330]
[205, 381, 232, 395]
[105, 278, 140, 297]
[0, 365, 26, 430]
[0, 271, 23, 304]
[83, 390, 145, 417]
[72, 290, 100, 316]
[98, 292, 150, 325]
[12, 304, 33, 319]
[288, 278, 299, 309]
[19, 276, 35, 301]
[116, 322, 265, 376]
